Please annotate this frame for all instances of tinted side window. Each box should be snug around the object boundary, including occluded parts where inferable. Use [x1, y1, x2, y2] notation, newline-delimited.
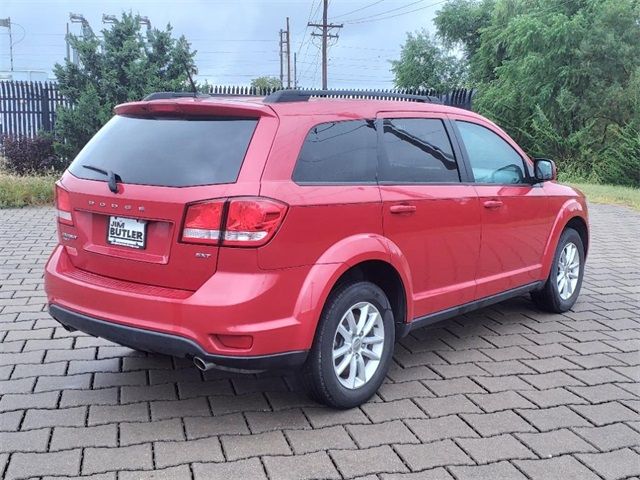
[456, 120, 527, 184]
[380, 118, 459, 183]
[292, 120, 377, 183]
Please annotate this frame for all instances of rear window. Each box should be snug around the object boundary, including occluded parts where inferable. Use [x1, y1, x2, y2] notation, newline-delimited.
[68, 115, 258, 187]
[292, 120, 377, 184]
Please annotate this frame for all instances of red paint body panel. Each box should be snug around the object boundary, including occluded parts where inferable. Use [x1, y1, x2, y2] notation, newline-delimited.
[473, 184, 554, 298]
[380, 185, 481, 316]
[44, 96, 589, 361]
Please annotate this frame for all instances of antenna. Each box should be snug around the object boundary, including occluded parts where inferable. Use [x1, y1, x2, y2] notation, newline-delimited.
[183, 60, 197, 97]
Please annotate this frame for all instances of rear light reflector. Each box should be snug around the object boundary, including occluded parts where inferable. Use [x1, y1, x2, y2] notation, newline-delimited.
[214, 334, 253, 349]
[55, 184, 73, 225]
[181, 197, 287, 247]
[182, 200, 224, 245]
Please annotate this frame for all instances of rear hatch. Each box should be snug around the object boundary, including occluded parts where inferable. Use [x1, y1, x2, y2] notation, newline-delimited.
[58, 100, 270, 291]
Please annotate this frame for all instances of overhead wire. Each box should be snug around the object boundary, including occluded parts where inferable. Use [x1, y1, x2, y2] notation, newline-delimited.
[330, 0, 386, 20]
[344, 0, 448, 24]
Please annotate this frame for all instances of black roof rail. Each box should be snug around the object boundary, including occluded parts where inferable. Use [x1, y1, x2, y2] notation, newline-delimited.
[263, 89, 441, 104]
[143, 91, 210, 101]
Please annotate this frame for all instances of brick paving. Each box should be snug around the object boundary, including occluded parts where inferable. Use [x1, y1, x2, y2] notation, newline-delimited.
[0, 203, 639, 480]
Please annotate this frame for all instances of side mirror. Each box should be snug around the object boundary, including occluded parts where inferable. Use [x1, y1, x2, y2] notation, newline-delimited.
[533, 158, 556, 182]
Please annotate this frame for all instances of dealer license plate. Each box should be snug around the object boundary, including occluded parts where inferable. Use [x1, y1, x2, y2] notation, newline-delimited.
[107, 216, 147, 249]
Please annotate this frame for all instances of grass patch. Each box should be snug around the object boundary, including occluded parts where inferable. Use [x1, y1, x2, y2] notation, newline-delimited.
[0, 172, 56, 208]
[566, 181, 640, 211]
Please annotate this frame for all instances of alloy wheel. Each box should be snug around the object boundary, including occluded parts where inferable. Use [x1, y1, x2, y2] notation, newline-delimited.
[557, 242, 580, 300]
[332, 301, 385, 389]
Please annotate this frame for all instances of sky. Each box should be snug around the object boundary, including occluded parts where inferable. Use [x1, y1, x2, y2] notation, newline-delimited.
[0, 0, 442, 89]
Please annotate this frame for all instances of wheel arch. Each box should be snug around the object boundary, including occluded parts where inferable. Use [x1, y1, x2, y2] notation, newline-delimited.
[292, 236, 413, 350]
[565, 216, 589, 257]
[541, 198, 589, 280]
[330, 259, 407, 326]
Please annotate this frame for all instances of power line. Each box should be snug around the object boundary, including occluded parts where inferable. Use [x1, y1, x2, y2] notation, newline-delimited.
[344, 0, 445, 24]
[299, 47, 319, 82]
[296, 0, 323, 78]
[296, 0, 318, 55]
[310, 51, 321, 86]
[330, 0, 386, 20]
[341, 0, 430, 22]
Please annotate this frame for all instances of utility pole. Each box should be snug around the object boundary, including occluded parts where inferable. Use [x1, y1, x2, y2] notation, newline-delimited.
[309, 0, 342, 89]
[102, 14, 118, 25]
[279, 19, 291, 88]
[279, 28, 284, 86]
[69, 13, 95, 39]
[138, 16, 151, 30]
[293, 52, 297, 88]
[69, 13, 95, 63]
[286, 17, 291, 88]
[0, 18, 13, 71]
[65, 22, 70, 62]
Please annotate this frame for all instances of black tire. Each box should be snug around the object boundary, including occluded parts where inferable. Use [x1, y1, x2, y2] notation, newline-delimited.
[301, 281, 395, 409]
[531, 227, 585, 313]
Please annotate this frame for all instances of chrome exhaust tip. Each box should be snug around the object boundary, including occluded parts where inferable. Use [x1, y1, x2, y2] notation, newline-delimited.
[193, 356, 212, 371]
[193, 356, 265, 374]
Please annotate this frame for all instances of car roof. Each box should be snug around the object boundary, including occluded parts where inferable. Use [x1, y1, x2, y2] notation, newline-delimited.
[115, 95, 481, 120]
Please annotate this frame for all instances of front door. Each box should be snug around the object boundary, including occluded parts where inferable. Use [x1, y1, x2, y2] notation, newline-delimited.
[377, 113, 482, 318]
[451, 117, 554, 298]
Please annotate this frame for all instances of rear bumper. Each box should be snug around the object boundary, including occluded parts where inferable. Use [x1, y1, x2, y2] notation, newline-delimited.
[49, 304, 307, 370]
[45, 245, 315, 363]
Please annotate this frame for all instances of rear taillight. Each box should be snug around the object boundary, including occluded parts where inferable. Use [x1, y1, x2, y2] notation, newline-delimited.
[182, 200, 224, 245]
[55, 184, 73, 225]
[223, 198, 288, 247]
[182, 197, 287, 247]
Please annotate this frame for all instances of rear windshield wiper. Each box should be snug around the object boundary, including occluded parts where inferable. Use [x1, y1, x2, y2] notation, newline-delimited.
[82, 165, 121, 193]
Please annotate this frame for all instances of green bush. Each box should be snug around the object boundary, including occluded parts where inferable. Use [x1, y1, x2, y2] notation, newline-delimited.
[1, 134, 64, 174]
[592, 123, 640, 187]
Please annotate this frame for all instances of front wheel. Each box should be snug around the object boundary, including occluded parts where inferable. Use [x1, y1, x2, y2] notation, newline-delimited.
[301, 281, 395, 409]
[531, 227, 585, 313]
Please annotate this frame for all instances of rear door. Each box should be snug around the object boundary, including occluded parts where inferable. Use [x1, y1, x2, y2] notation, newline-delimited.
[377, 112, 482, 318]
[60, 110, 275, 291]
[450, 116, 553, 298]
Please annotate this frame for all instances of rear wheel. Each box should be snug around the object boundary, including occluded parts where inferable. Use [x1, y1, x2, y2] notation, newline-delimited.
[302, 281, 395, 409]
[531, 227, 585, 313]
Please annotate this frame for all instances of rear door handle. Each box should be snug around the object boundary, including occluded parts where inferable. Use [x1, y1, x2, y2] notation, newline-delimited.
[483, 200, 504, 209]
[390, 204, 417, 214]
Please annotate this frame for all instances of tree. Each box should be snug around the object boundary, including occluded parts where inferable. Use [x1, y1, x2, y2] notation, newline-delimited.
[434, 0, 494, 60]
[469, 0, 640, 185]
[53, 13, 196, 160]
[250, 76, 282, 91]
[391, 31, 467, 91]
[416, 0, 640, 186]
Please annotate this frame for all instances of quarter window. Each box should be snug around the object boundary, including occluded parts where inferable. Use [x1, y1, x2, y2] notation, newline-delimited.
[456, 120, 528, 184]
[292, 120, 377, 183]
[380, 118, 459, 183]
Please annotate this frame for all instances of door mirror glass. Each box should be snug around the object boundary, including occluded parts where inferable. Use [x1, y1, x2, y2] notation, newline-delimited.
[534, 158, 556, 182]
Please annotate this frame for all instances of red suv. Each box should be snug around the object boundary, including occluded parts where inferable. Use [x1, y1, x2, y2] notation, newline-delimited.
[45, 89, 589, 408]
